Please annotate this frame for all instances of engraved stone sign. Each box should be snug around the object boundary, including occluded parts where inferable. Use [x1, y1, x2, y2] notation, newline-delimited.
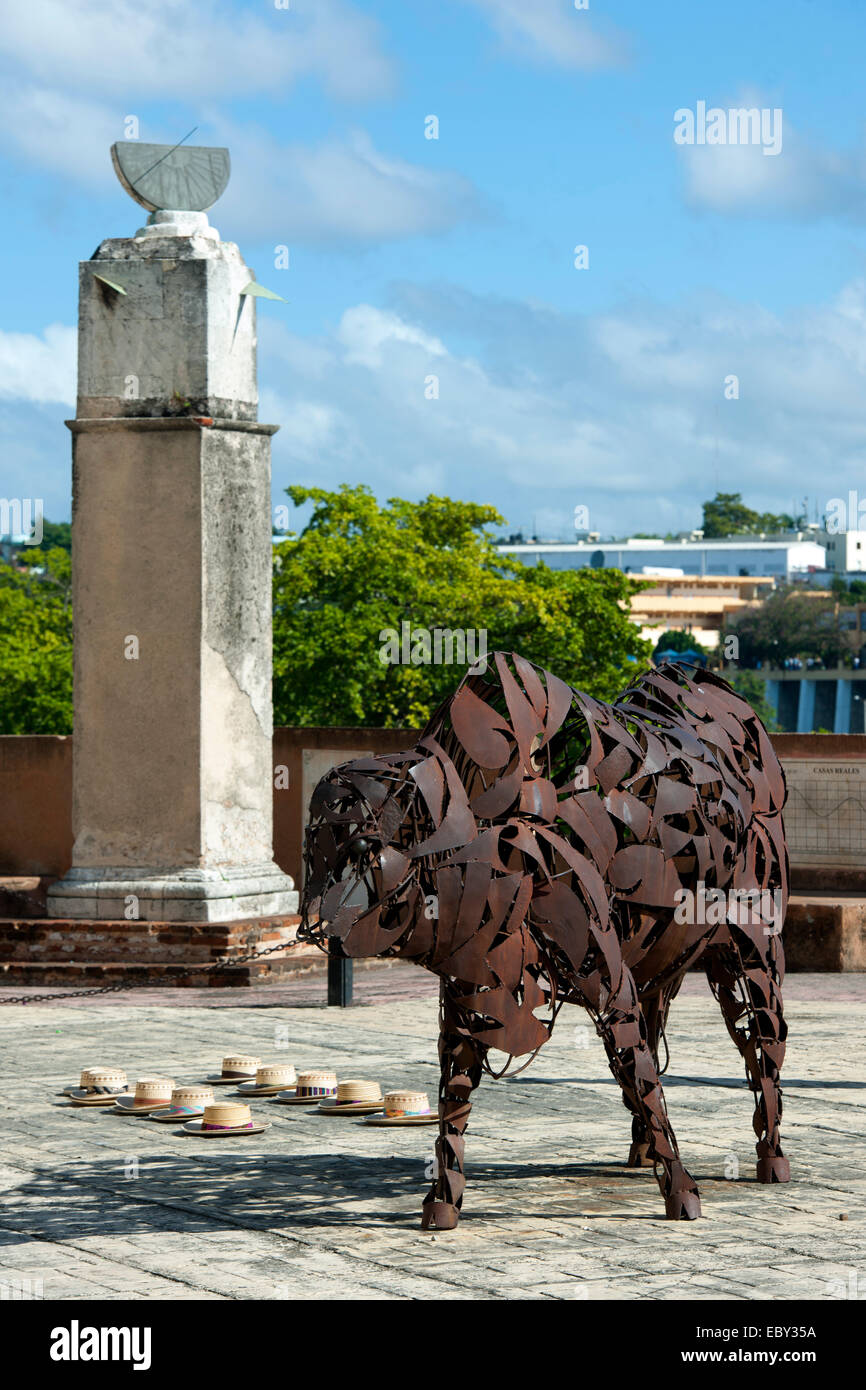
[784, 760, 866, 868]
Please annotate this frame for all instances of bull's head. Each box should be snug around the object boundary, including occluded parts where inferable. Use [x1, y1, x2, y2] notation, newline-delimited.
[299, 748, 436, 962]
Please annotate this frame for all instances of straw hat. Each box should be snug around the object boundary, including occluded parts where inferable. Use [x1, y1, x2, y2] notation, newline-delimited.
[148, 1085, 215, 1122]
[113, 1077, 176, 1114]
[273, 1070, 338, 1105]
[235, 1063, 297, 1096]
[60, 1066, 109, 1097]
[205, 1055, 262, 1085]
[318, 1078, 383, 1116]
[67, 1068, 130, 1106]
[364, 1090, 437, 1127]
[182, 1101, 269, 1137]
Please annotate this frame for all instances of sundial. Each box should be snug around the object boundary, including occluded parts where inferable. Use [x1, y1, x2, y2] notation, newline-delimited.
[111, 139, 230, 213]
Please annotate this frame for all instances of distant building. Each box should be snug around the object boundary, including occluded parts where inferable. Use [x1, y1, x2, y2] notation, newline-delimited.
[819, 530, 866, 572]
[756, 667, 866, 733]
[497, 537, 826, 581]
[630, 574, 774, 650]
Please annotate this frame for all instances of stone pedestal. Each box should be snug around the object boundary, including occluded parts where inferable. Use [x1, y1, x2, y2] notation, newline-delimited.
[47, 216, 297, 922]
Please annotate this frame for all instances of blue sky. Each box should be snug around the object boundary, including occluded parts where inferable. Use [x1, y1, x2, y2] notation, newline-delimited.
[1, 0, 865, 539]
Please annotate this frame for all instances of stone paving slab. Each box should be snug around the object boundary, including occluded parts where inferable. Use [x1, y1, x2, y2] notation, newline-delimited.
[0, 971, 863, 1300]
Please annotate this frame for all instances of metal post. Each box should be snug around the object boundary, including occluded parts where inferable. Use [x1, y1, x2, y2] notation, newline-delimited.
[327, 943, 353, 1007]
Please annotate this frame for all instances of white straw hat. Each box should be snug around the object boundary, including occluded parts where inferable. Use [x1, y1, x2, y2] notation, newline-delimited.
[364, 1090, 437, 1127]
[273, 1070, 338, 1105]
[318, 1078, 383, 1116]
[205, 1055, 262, 1085]
[182, 1101, 269, 1137]
[67, 1068, 130, 1106]
[235, 1063, 297, 1096]
[113, 1077, 176, 1114]
[148, 1085, 215, 1121]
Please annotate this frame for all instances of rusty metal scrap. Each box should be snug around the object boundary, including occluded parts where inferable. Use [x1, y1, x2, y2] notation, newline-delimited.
[301, 654, 790, 1228]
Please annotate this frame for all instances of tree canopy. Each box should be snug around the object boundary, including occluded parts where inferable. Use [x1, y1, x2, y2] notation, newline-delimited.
[652, 629, 708, 656]
[273, 485, 651, 727]
[728, 670, 778, 731]
[722, 586, 849, 668]
[0, 547, 73, 733]
[34, 520, 72, 553]
[702, 492, 798, 539]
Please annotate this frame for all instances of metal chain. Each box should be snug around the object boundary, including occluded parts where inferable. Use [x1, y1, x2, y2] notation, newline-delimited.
[0, 936, 310, 1006]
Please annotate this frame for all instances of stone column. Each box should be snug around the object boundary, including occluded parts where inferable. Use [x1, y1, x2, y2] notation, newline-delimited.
[795, 677, 816, 735]
[764, 678, 780, 724]
[47, 210, 297, 921]
[834, 678, 852, 735]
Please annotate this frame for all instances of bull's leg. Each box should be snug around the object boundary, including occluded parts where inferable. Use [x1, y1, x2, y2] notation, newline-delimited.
[594, 964, 700, 1219]
[620, 989, 668, 1168]
[704, 922, 789, 1184]
[421, 980, 486, 1231]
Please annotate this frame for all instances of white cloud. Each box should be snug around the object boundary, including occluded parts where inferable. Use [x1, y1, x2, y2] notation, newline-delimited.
[0, 324, 76, 404]
[0, 99, 481, 246]
[676, 97, 866, 222]
[464, 0, 629, 70]
[0, 2, 482, 245]
[219, 126, 483, 243]
[0, 0, 394, 103]
[0, 84, 117, 186]
[337, 305, 447, 367]
[13, 283, 866, 543]
[260, 279, 866, 536]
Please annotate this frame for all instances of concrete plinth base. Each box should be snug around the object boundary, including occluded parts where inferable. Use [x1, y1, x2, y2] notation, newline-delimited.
[47, 863, 297, 923]
[783, 893, 866, 971]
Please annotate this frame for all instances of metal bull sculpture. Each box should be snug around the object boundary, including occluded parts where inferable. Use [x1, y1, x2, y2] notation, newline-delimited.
[299, 654, 790, 1229]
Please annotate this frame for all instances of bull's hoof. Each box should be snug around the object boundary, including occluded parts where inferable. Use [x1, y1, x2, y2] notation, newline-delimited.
[664, 1190, 702, 1220]
[421, 1200, 459, 1231]
[627, 1141, 653, 1168]
[756, 1155, 790, 1184]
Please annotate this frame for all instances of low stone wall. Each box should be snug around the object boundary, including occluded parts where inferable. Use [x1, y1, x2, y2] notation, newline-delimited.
[0, 728, 419, 890]
[2, 729, 865, 971]
[0, 736, 72, 876]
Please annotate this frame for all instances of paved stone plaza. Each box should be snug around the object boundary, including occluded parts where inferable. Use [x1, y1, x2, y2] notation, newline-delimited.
[0, 966, 863, 1301]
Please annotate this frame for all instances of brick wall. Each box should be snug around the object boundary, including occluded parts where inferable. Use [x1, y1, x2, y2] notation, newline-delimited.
[1, 729, 863, 892]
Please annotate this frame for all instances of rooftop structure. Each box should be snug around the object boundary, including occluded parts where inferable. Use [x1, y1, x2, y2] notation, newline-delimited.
[498, 538, 827, 581]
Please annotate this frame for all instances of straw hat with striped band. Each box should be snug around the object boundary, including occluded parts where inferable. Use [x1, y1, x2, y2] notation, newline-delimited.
[273, 1070, 338, 1105]
[235, 1063, 297, 1096]
[59, 1066, 115, 1097]
[205, 1055, 261, 1086]
[66, 1068, 129, 1106]
[148, 1085, 215, 1122]
[318, 1079, 383, 1116]
[182, 1101, 269, 1137]
[364, 1090, 437, 1126]
[113, 1077, 176, 1114]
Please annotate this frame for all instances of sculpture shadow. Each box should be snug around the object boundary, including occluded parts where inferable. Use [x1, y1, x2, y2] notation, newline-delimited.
[0, 1147, 737, 1246]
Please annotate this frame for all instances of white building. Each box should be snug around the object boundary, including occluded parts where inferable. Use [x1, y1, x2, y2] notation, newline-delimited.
[497, 537, 827, 581]
[819, 530, 866, 573]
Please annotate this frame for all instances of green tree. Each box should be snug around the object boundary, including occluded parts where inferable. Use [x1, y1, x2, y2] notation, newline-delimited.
[0, 548, 73, 733]
[702, 492, 797, 539]
[723, 586, 848, 668]
[653, 629, 706, 657]
[273, 485, 651, 726]
[832, 576, 866, 603]
[728, 670, 779, 731]
[33, 520, 71, 554]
